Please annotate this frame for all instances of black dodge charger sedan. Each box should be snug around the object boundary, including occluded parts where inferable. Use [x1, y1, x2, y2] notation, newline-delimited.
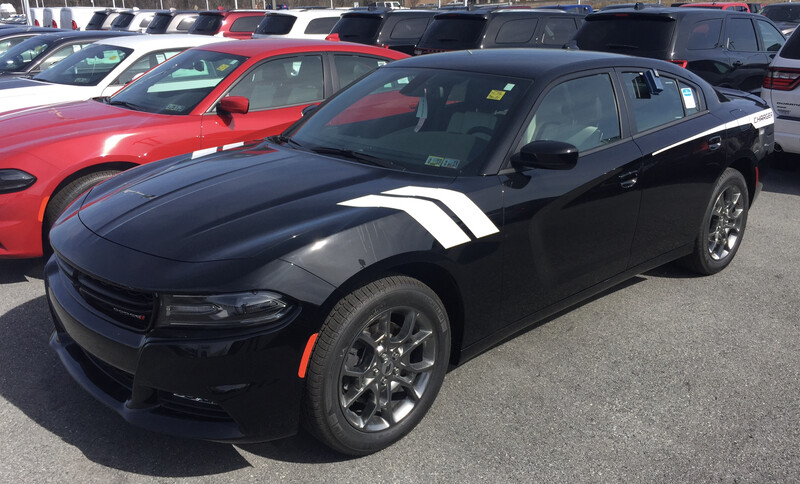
[45, 49, 773, 455]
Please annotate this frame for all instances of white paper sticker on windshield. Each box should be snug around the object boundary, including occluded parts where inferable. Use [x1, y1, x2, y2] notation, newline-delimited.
[681, 87, 697, 110]
[504, 83, 515, 91]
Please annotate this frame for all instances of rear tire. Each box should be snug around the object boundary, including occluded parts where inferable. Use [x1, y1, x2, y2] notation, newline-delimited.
[681, 168, 749, 275]
[303, 276, 450, 456]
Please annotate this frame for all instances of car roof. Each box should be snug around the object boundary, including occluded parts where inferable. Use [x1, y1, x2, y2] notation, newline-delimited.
[22, 30, 139, 42]
[197, 37, 406, 56]
[387, 48, 681, 79]
[588, 6, 757, 17]
[93, 33, 227, 48]
[432, 8, 581, 19]
[265, 8, 347, 20]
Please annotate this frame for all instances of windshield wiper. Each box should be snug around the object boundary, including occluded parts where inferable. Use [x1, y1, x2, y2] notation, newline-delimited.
[106, 99, 145, 111]
[605, 43, 640, 50]
[309, 146, 403, 170]
[268, 134, 304, 149]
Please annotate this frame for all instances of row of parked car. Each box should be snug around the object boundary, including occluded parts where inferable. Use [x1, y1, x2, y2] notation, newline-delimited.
[2, 3, 799, 259]
[0, 0, 782, 459]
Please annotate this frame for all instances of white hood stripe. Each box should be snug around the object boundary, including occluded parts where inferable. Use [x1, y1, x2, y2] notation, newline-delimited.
[339, 194, 471, 249]
[339, 186, 499, 249]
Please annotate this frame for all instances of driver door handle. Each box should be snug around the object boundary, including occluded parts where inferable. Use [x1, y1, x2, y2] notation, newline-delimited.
[619, 170, 639, 189]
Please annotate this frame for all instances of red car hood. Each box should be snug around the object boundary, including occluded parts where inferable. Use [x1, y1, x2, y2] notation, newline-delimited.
[0, 100, 178, 155]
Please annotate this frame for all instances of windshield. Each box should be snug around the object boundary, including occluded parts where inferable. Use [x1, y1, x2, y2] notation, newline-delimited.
[0, 36, 55, 72]
[107, 49, 246, 115]
[289, 67, 532, 176]
[34, 43, 132, 85]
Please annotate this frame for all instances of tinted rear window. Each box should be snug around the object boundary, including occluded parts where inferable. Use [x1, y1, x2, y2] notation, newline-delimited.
[763, 4, 800, 23]
[189, 14, 222, 34]
[333, 16, 383, 43]
[305, 17, 339, 35]
[230, 16, 262, 33]
[111, 12, 134, 29]
[86, 12, 108, 30]
[780, 29, 800, 59]
[176, 17, 196, 31]
[574, 17, 676, 56]
[146, 14, 171, 33]
[255, 15, 296, 35]
[418, 16, 487, 50]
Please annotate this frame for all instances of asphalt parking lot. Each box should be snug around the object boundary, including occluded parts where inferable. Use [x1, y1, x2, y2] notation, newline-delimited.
[1, 166, 799, 483]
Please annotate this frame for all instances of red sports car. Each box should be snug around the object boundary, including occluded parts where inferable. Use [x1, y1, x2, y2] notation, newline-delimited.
[0, 39, 407, 259]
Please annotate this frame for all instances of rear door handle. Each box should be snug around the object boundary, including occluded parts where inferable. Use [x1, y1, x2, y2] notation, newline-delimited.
[708, 135, 722, 151]
[619, 170, 639, 189]
[732, 60, 743, 68]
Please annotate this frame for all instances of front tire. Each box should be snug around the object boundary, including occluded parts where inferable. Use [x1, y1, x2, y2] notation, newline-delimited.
[303, 276, 450, 455]
[681, 168, 749, 275]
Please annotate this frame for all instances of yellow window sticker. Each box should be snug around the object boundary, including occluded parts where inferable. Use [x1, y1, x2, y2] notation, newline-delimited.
[425, 156, 444, 167]
[487, 90, 506, 101]
[217, 64, 230, 72]
[109, 56, 118, 61]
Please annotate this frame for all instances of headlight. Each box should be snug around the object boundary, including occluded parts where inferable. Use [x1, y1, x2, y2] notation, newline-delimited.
[157, 291, 294, 328]
[0, 169, 36, 194]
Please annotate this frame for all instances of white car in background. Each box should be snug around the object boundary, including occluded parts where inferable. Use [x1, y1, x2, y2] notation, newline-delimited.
[0, 34, 231, 115]
[60, 7, 100, 31]
[29, 7, 43, 27]
[762, 28, 800, 157]
[252, 8, 347, 40]
[110, 9, 163, 33]
[43, 7, 63, 28]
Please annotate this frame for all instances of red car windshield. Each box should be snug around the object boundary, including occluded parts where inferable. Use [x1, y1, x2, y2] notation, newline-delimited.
[107, 49, 246, 115]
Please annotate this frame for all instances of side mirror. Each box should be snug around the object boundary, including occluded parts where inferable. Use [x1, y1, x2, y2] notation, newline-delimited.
[217, 96, 249, 115]
[562, 39, 579, 50]
[511, 140, 578, 170]
[301, 103, 319, 117]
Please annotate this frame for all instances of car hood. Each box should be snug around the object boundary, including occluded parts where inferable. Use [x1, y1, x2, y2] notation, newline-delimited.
[0, 77, 96, 114]
[0, 100, 171, 153]
[76, 145, 454, 263]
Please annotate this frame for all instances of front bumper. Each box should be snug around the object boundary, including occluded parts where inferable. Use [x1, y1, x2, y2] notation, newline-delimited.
[0, 190, 45, 258]
[45, 255, 314, 443]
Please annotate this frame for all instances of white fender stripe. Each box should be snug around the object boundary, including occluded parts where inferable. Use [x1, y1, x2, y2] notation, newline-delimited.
[382, 186, 499, 238]
[652, 108, 773, 156]
[191, 147, 217, 159]
[191, 141, 247, 160]
[338, 194, 471, 249]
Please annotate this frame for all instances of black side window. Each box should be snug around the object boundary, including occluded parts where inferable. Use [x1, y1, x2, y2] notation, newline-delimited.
[727, 18, 758, 51]
[755, 19, 785, 52]
[305, 17, 339, 35]
[495, 19, 537, 44]
[390, 18, 430, 40]
[687, 19, 722, 50]
[542, 18, 578, 45]
[622, 72, 686, 132]
[523, 73, 621, 152]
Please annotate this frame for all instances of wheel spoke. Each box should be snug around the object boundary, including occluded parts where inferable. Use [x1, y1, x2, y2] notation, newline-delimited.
[392, 310, 417, 344]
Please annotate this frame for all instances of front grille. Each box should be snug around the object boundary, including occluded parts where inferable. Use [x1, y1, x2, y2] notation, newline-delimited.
[82, 348, 134, 391]
[58, 256, 156, 332]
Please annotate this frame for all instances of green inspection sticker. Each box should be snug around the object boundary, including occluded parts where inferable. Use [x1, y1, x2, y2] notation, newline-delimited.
[425, 156, 444, 167]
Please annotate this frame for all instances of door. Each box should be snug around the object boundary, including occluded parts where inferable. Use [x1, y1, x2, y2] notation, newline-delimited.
[200, 54, 326, 148]
[500, 71, 643, 324]
[723, 17, 770, 92]
[618, 70, 728, 266]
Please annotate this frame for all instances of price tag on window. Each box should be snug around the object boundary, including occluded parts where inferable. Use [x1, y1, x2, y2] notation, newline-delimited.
[681, 87, 696, 110]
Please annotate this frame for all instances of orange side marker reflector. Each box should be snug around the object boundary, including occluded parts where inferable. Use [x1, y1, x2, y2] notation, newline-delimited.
[37, 196, 50, 223]
[298, 333, 319, 379]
